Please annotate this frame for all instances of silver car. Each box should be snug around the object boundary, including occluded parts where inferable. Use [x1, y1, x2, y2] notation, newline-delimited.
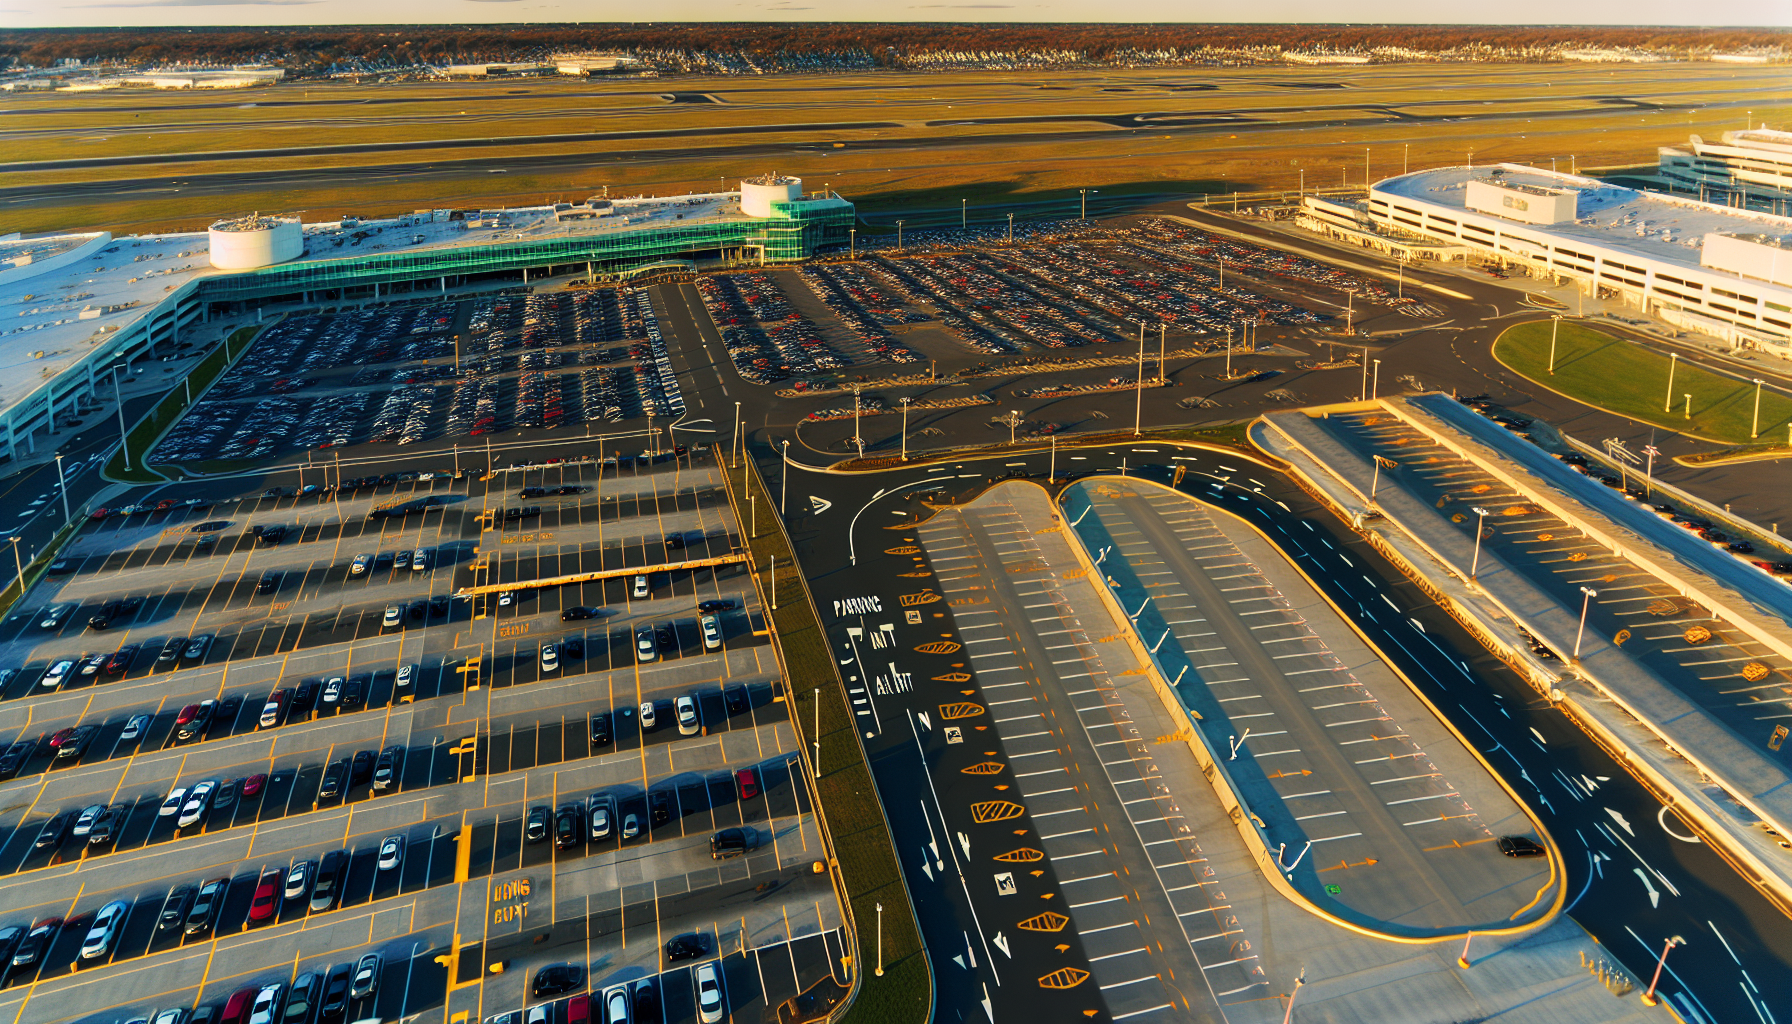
[79, 899, 130, 960]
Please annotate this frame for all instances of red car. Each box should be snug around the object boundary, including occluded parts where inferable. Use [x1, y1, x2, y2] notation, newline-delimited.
[46, 727, 78, 750]
[242, 773, 267, 797]
[174, 704, 202, 726]
[220, 985, 258, 1024]
[247, 867, 282, 922]
[735, 767, 760, 800]
[88, 508, 111, 521]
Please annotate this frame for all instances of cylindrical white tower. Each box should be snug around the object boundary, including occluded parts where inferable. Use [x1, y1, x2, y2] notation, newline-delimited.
[739, 174, 803, 218]
[208, 214, 303, 269]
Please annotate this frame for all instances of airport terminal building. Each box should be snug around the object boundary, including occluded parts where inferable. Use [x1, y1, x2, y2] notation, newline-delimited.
[1347, 165, 1792, 355]
[0, 176, 851, 466]
[1658, 128, 1792, 210]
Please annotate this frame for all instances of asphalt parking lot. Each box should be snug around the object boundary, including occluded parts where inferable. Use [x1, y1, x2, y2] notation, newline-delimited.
[0, 446, 837, 1024]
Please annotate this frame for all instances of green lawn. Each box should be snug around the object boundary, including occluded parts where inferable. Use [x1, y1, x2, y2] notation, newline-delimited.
[1493, 320, 1792, 446]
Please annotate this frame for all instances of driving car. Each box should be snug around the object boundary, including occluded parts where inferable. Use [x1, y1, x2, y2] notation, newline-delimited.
[663, 932, 707, 963]
[561, 606, 595, 621]
[710, 828, 748, 860]
[377, 834, 405, 871]
[1496, 835, 1546, 858]
[79, 899, 130, 961]
[701, 615, 722, 650]
[676, 695, 700, 736]
[531, 962, 584, 997]
[697, 599, 735, 614]
[248, 867, 283, 923]
[349, 951, 382, 999]
[184, 878, 228, 936]
[695, 961, 724, 1023]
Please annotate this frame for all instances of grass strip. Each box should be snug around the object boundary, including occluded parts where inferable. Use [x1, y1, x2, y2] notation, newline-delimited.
[1493, 320, 1792, 445]
[0, 515, 84, 621]
[107, 324, 262, 483]
[725, 454, 931, 1024]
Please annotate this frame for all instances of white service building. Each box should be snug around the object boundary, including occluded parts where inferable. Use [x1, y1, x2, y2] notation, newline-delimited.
[738, 174, 805, 219]
[1365, 165, 1792, 355]
[208, 215, 303, 269]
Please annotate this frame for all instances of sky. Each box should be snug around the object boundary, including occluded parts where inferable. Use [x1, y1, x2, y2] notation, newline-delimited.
[6, 0, 1791, 30]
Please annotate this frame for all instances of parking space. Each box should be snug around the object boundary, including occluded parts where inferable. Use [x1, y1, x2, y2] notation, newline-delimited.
[0, 441, 835, 1024]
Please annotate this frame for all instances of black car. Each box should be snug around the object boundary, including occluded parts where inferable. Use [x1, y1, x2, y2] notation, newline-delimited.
[53, 724, 98, 761]
[724, 686, 749, 716]
[318, 759, 349, 800]
[563, 635, 584, 659]
[561, 607, 595, 621]
[654, 624, 675, 651]
[341, 676, 367, 709]
[0, 740, 33, 779]
[350, 749, 375, 785]
[710, 827, 748, 860]
[310, 850, 348, 912]
[665, 533, 686, 549]
[257, 571, 282, 594]
[12, 919, 57, 968]
[697, 600, 735, 614]
[633, 978, 659, 1020]
[291, 681, 319, 714]
[284, 972, 319, 1024]
[554, 804, 583, 849]
[1496, 835, 1546, 858]
[531, 962, 584, 997]
[372, 745, 404, 790]
[157, 885, 196, 932]
[258, 525, 288, 546]
[182, 634, 213, 663]
[158, 636, 187, 665]
[87, 805, 122, 845]
[648, 790, 671, 828]
[0, 925, 25, 970]
[525, 806, 551, 844]
[319, 962, 353, 1022]
[33, 811, 73, 849]
[589, 712, 612, 748]
[212, 777, 240, 812]
[210, 694, 244, 737]
[663, 932, 708, 963]
[185, 878, 227, 936]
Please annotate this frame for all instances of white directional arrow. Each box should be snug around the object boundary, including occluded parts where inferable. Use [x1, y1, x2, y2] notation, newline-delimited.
[958, 832, 971, 859]
[1634, 867, 1661, 908]
[953, 954, 965, 969]
[1606, 807, 1635, 836]
[981, 984, 995, 1023]
[809, 496, 833, 514]
[917, 712, 932, 733]
[993, 931, 1011, 958]
[1581, 774, 1600, 791]
[929, 839, 943, 872]
[921, 860, 933, 881]
[1529, 727, 1547, 745]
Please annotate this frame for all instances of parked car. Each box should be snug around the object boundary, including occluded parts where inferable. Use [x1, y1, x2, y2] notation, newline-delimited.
[676, 695, 700, 736]
[248, 867, 283, 923]
[373, 745, 405, 790]
[589, 711, 612, 748]
[349, 951, 382, 999]
[310, 850, 348, 911]
[695, 961, 725, 1023]
[531, 962, 584, 997]
[185, 878, 228, 936]
[377, 834, 404, 871]
[79, 899, 130, 961]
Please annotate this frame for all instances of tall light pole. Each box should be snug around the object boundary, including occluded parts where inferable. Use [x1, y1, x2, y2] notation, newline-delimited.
[1371, 359, 1381, 400]
[1640, 936, 1685, 1007]
[1403, 142, 1409, 176]
[1469, 506, 1490, 581]
[1360, 345, 1369, 401]
[1282, 971, 1306, 1024]
[1158, 324, 1167, 382]
[1547, 314, 1563, 374]
[899, 397, 912, 462]
[1048, 433, 1057, 481]
[961, 198, 966, 228]
[1364, 146, 1370, 188]
[112, 367, 130, 471]
[1134, 321, 1146, 437]
[732, 401, 742, 468]
[9, 536, 23, 599]
[53, 453, 70, 525]
[1573, 586, 1599, 662]
[1080, 189, 1098, 219]
[1664, 352, 1677, 412]
[849, 227, 856, 260]
[780, 439, 790, 514]
[1006, 212, 1014, 244]
[1007, 409, 1020, 445]
[1225, 326, 1235, 378]
[896, 220, 904, 250]
[850, 385, 864, 458]
[1683, 393, 1692, 421]
[1751, 378, 1766, 438]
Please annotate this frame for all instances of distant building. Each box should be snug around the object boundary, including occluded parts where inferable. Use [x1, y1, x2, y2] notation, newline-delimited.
[1659, 129, 1792, 209]
[554, 54, 640, 75]
[443, 62, 555, 78]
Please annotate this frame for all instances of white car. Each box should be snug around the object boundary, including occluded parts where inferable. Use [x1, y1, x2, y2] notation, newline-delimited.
[635, 628, 656, 664]
[377, 834, 405, 871]
[631, 575, 649, 599]
[639, 701, 657, 731]
[159, 787, 189, 817]
[40, 660, 75, 690]
[382, 606, 402, 628]
[248, 983, 281, 1024]
[695, 961, 724, 1023]
[605, 989, 629, 1024]
[540, 643, 559, 672]
[701, 615, 721, 651]
[177, 780, 217, 827]
[676, 695, 700, 736]
[411, 548, 428, 571]
[525, 1006, 550, 1024]
[588, 794, 613, 840]
[38, 604, 74, 630]
[396, 663, 416, 689]
[79, 900, 130, 960]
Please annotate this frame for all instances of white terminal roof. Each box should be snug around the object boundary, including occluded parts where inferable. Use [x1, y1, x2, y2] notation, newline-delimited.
[1377, 165, 1792, 274]
[0, 191, 782, 416]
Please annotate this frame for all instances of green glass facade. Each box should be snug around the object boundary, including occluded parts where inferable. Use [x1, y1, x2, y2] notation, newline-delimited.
[196, 196, 854, 303]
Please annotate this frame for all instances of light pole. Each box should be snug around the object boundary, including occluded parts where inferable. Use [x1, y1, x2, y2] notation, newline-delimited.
[1049, 433, 1057, 481]
[9, 536, 23, 598]
[849, 227, 856, 260]
[961, 198, 966, 228]
[1664, 352, 1677, 412]
[875, 902, 884, 977]
[898, 398, 912, 462]
[1133, 322, 1146, 437]
[1158, 324, 1166, 382]
[1573, 586, 1599, 662]
[112, 367, 130, 471]
[53, 453, 70, 525]
[1225, 326, 1235, 378]
[1469, 506, 1490, 580]
[1282, 970, 1306, 1024]
[1371, 359, 1381, 400]
[780, 440, 790, 514]
[1080, 189, 1098, 219]
[1006, 212, 1014, 243]
[1547, 314, 1563, 374]
[1751, 378, 1765, 438]
[851, 386, 864, 458]
[1360, 345, 1369, 401]
[1683, 393, 1692, 421]
[1007, 409, 1020, 445]
[1640, 935, 1685, 1007]
[1403, 142, 1409, 175]
[896, 220, 904, 250]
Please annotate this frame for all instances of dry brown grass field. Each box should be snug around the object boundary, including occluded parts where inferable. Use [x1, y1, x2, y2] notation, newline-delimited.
[1, 60, 1786, 235]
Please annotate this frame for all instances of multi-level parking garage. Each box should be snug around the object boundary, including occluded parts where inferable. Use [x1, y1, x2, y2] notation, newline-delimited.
[0, 442, 842, 1024]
